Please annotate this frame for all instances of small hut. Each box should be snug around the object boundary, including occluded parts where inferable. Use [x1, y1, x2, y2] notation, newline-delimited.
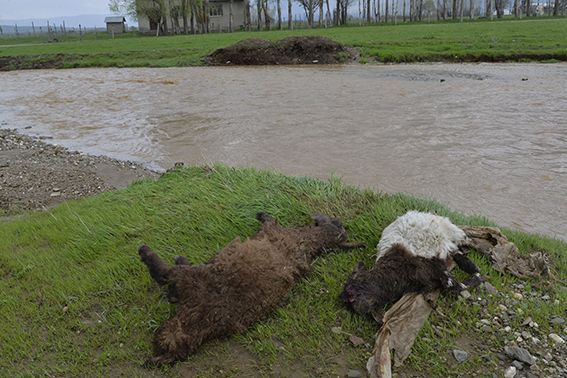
[105, 16, 126, 34]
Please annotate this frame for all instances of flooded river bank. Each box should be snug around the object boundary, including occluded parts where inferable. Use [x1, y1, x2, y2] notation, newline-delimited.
[1, 64, 566, 239]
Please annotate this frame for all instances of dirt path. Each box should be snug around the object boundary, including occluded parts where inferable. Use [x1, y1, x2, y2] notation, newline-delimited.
[0, 128, 158, 213]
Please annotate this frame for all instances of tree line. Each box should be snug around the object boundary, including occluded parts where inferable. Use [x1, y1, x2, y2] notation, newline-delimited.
[109, 0, 567, 34]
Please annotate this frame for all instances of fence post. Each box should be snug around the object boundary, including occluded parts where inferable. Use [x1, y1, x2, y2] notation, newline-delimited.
[32, 21, 36, 35]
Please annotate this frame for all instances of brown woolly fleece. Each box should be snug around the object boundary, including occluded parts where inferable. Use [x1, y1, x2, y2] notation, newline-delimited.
[139, 212, 363, 367]
[341, 244, 481, 322]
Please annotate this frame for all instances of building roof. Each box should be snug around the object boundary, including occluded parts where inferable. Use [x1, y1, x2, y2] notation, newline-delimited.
[105, 16, 126, 23]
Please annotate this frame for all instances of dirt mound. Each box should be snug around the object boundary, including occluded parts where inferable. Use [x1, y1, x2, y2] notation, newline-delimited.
[205, 36, 355, 65]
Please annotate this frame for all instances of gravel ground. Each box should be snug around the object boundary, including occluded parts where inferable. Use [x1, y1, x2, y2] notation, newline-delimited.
[0, 128, 158, 213]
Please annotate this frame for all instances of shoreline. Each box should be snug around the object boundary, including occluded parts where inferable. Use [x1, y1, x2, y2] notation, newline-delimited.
[0, 128, 158, 214]
[1, 51, 566, 72]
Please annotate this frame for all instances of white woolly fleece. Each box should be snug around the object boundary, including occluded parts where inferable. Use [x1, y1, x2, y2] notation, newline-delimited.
[377, 211, 467, 261]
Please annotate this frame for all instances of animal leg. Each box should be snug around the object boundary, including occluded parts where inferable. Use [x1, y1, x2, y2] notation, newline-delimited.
[144, 316, 193, 368]
[453, 252, 483, 288]
[440, 271, 466, 296]
[139, 245, 173, 286]
[453, 252, 480, 274]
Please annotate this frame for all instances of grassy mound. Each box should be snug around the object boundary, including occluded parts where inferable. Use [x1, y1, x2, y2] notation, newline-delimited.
[1, 166, 565, 376]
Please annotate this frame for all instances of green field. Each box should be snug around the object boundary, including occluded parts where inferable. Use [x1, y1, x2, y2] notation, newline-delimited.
[1, 18, 567, 69]
[1, 165, 565, 376]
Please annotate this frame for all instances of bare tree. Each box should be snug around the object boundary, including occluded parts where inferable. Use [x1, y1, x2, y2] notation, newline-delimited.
[257, 0, 262, 29]
[277, 0, 282, 29]
[525, 0, 531, 16]
[297, 0, 320, 26]
[262, 0, 271, 29]
[288, 0, 293, 28]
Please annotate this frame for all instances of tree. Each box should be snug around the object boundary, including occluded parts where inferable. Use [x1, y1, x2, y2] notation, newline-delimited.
[288, 0, 293, 29]
[297, 0, 320, 26]
[109, 0, 167, 35]
[108, 0, 137, 19]
[277, 0, 282, 29]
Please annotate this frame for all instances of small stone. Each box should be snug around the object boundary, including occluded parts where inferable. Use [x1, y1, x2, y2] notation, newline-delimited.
[504, 326, 512, 332]
[484, 282, 498, 295]
[452, 349, 469, 363]
[496, 353, 508, 361]
[545, 352, 553, 361]
[119, 343, 124, 348]
[50, 192, 61, 197]
[512, 360, 524, 370]
[52, 187, 61, 192]
[62, 305, 68, 313]
[513, 293, 523, 300]
[504, 346, 536, 365]
[549, 333, 565, 344]
[522, 317, 533, 326]
[481, 319, 491, 326]
[331, 326, 342, 334]
[347, 369, 362, 378]
[541, 294, 550, 300]
[550, 317, 565, 326]
[349, 335, 365, 347]
[504, 366, 517, 378]
[460, 290, 471, 299]
[516, 336, 523, 343]
[521, 331, 531, 339]
[499, 304, 508, 312]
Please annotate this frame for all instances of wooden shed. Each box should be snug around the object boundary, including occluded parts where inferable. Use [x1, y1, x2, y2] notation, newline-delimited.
[105, 16, 126, 34]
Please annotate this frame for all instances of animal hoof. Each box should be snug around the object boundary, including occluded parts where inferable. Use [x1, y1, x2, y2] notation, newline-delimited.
[138, 245, 151, 257]
[256, 212, 273, 223]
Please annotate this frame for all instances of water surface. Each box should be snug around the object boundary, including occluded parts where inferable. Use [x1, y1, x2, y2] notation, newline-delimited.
[1, 64, 566, 240]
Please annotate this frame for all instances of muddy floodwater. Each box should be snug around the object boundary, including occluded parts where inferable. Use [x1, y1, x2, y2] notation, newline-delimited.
[1, 64, 566, 240]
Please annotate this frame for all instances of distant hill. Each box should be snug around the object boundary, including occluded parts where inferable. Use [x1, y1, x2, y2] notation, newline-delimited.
[0, 14, 137, 35]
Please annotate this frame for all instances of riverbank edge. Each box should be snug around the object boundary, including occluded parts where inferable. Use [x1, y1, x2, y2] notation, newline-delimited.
[0, 128, 159, 214]
[1, 50, 566, 71]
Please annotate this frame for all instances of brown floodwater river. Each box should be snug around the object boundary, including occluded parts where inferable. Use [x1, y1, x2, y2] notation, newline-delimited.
[1, 64, 566, 240]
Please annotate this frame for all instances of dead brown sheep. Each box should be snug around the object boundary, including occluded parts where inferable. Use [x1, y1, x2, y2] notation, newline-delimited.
[139, 212, 364, 366]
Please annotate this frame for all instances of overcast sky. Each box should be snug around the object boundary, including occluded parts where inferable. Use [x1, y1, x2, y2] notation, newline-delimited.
[0, 0, 111, 20]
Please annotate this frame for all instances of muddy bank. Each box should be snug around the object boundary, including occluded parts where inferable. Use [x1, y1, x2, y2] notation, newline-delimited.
[0, 129, 158, 213]
[0, 53, 70, 71]
[204, 36, 356, 65]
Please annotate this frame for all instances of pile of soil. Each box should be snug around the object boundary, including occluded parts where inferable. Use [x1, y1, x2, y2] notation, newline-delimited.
[0, 129, 158, 213]
[204, 36, 356, 65]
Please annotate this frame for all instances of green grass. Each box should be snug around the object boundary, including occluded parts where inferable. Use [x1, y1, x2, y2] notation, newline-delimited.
[1, 165, 565, 377]
[1, 18, 567, 69]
